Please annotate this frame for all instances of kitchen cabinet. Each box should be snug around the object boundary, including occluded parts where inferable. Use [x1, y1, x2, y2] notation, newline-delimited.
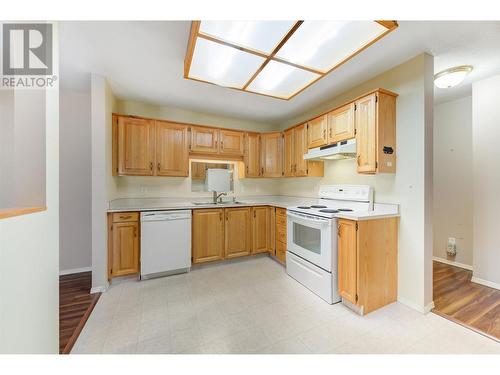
[244, 132, 261, 177]
[192, 209, 225, 264]
[355, 91, 397, 174]
[115, 116, 155, 176]
[252, 206, 271, 254]
[190, 126, 219, 154]
[269, 207, 276, 256]
[219, 129, 244, 156]
[307, 115, 328, 149]
[337, 217, 398, 315]
[156, 121, 189, 176]
[261, 132, 283, 177]
[224, 207, 252, 259]
[328, 103, 355, 143]
[191, 162, 207, 180]
[108, 212, 140, 278]
[283, 124, 324, 177]
[275, 207, 287, 264]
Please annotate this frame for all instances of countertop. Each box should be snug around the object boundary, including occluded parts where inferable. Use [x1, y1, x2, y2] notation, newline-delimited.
[108, 195, 399, 221]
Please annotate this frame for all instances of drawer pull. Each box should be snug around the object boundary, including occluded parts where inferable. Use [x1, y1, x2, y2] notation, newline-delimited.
[120, 215, 132, 220]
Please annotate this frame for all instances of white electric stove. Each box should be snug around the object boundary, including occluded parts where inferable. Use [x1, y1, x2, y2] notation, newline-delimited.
[285, 185, 373, 304]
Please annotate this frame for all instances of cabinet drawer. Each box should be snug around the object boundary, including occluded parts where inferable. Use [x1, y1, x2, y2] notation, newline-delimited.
[276, 240, 286, 264]
[112, 212, 139, 223]
[276, 207, 287, 217]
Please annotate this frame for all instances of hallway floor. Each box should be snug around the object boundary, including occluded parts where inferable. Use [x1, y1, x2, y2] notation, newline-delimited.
[433, 261, 500, 341]
[73, 257, 499, 354]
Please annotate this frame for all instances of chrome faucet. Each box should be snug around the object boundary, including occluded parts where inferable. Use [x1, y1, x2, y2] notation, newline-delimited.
[213, 191, 227, 204]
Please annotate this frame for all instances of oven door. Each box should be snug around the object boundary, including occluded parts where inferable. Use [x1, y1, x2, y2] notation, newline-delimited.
[286, 210, 333, 272]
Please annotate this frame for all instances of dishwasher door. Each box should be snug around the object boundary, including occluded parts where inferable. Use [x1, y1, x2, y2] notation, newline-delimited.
[140, 210, 192, 279]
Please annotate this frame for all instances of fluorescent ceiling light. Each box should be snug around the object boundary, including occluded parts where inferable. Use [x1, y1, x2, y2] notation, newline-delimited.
[434, 65, 473, 88]
[185, 20, 398, 100]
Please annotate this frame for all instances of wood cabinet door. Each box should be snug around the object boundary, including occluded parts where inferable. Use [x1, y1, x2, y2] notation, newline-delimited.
[337, 219, 358, 304]
[283, 128, 294, 177]
[224, 207, 252, 259]
[307, 115, 328, 149]
[156, 121, 189, 176]
[355, 94, 377, 173]
[252, 206, 270, 254]
[190, 126, 219, 154]
[328, 103, 355, 143]
[269, 207, 276, 256]
[111, 221, 139, 277]
[294, 124, 308, 176]
[117, 117, 155, 176]
[219, 129, 244, 156]
[192, 209, 224, 264]
[261, 132, 283, 177]
[244, 132, 261, 177]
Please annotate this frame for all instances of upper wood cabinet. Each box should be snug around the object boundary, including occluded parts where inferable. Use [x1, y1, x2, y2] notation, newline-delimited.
[252, 206, 270, 254]
[307, 115, 328, 149]
[244, 132, 261, 177]
[192, 209, 225, 264]
[328, 103, 355, 143]
[261, 132, 283, 177]
[337, 217, 398, 315]
[219, 129, 244, 156]
[225, 207, 252, 259]
[283, 124, 324, 178]
[283, 128, 294, 177]
[190, 126, 219, 154]
[156, 121, 189, 177]
[116, 116, 155, 176]
[355, 91, 396, 174]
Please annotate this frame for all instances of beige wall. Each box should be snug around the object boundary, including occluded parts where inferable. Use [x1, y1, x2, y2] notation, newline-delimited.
[472, 74, 500, 288]
[433, 96, 473, 266]
[278, 54, 435, 312]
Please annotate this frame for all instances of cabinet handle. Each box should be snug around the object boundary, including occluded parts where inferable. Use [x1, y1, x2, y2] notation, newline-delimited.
[357, 155, 361, 166]
[120, 215, 132, 220]
[219, 212, 222, 221]
[149, 162, 153, 171]
[329, 128, 332, 139]
[134, 227, 137, 237]
[323, 129, 326, 139]
[157, 162, 160, 171]
[261, 167, 264, 175]
[246, 166, 249, 174]
[215, 140, 218, 148]
[221, 141, 224, 149]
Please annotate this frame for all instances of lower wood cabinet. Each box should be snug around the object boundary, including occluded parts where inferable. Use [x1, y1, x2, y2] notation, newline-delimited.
[108, 212, 140, 278]
[192, 206, 273, 264]
[337, 217, 398, 314]
[192, 209, 225, 264]
[225, 207, 252, 259]
[275, 208, 287, 264]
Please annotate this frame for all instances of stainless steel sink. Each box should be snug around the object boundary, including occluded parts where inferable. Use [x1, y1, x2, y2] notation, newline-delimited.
[191, 201, 247, 206]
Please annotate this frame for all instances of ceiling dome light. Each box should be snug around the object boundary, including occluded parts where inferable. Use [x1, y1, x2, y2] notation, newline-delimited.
[434, 65, 473, 88]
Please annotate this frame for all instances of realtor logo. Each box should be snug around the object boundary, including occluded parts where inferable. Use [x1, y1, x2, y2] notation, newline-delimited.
[2, 23, 52, 75]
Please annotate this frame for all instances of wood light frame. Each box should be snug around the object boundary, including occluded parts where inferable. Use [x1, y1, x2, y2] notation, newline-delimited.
[184, 20, 398, 101]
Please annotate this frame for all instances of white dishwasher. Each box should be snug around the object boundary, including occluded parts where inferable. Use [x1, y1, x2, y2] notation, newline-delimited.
[140, 210, 191, 280]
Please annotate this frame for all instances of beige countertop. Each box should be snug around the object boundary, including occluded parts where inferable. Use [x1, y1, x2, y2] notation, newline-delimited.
[108, 196, 399, 221]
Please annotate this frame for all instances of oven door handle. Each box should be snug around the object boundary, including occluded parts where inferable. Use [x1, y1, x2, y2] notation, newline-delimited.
[286, 210, 331, 224]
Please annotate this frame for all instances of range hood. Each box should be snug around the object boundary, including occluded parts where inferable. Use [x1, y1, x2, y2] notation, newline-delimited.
[303, 139, 357, 161]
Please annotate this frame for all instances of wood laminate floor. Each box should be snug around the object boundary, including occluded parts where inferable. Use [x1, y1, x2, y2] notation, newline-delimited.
[59, 272, 101, 354]
[433, 261, 500, 341]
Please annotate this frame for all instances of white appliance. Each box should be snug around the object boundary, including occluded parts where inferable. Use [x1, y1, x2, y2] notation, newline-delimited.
[140, 210, 192, 280]
[286, 185, 373, 304]
[303, 139, 357, 161]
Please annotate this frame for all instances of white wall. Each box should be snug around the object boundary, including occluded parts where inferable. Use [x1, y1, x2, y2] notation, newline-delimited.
[433, 96, 473, 266]
[60, 87, 92, 272]
[278, 54, 435, 312]
[472, 74, 500, 288]
[0, 23, 59, 353]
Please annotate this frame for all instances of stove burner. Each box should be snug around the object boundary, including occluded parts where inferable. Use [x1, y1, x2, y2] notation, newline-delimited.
[319, 209, 340, 213]
[337, 208, 353, 212]
[297, 206, 311, 209]
[311, 205, 327, 208]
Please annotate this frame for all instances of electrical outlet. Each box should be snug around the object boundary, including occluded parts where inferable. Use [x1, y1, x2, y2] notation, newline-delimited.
[447, 237, 457, 256]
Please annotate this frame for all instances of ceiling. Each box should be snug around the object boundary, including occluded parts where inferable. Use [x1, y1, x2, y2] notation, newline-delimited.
[59, 21, 500, 124]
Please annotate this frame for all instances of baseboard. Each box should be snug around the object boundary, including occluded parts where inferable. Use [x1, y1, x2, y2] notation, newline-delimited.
[59, 266, 92, 276]
[397, 296, 434, 314]
[471, 276, 500, 290]
[90, 282, 108, 294]
[433, 256, 473, 271]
